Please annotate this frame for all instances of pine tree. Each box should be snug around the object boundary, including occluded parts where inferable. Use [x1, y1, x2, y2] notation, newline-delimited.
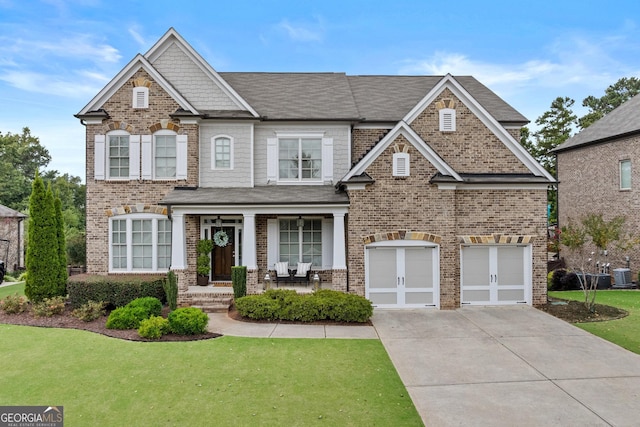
[54, 191, 68, 296]
[25, 175, 59, 302]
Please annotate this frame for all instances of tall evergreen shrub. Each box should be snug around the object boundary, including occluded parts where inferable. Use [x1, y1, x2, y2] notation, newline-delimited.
[54, 191, 67, 295]
[25, 174, 59, 302]
[231, 266, 247, 298]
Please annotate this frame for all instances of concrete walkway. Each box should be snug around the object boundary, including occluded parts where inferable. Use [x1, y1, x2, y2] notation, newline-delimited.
[373, 306, 640, 427]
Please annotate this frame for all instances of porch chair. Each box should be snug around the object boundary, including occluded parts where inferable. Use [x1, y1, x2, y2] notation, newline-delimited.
[274, 261, 290, 287]
[292, 262, 312, 286]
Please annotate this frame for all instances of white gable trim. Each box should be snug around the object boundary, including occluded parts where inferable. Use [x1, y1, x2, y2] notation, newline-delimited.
[403, 74, 554, 181]
[342, 121, 462, 182]
[145, 28, 259, 118]
[78, 55, 198, 116]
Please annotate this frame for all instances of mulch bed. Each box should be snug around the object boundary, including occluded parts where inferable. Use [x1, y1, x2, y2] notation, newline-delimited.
[0, 305, 221, 342]
[538, 297, 628, 323]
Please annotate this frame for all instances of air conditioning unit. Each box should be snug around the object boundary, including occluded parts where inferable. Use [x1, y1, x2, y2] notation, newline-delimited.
[613, 268, 632, 286]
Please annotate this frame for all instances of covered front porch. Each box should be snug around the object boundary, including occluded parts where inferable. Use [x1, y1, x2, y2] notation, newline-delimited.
[160, 186, 349, 305]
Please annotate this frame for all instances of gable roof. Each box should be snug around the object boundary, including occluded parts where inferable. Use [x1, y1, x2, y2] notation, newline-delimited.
[0, 204, 27, 218]
[340, 121, 462, 183]
[403, 74, 553, 180]
[553, 93, 640, 153]
[76, 54, 198, 116]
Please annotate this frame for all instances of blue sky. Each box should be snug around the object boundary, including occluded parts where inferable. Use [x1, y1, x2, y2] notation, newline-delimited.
[1, 0, 639, 181]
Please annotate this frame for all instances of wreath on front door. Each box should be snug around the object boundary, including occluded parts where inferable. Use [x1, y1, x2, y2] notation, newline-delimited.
[213, 230, 229, 247]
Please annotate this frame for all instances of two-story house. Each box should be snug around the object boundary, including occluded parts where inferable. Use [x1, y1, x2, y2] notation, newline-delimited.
[76, 28, 553, 309]
[553, 93, 640, 274]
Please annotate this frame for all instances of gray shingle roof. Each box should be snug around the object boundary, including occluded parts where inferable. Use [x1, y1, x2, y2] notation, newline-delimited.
[218, 73, 527, 123]
[554, 94, 640, 153]
[160, 186, 349, 206]
[0, 204, 27, 218]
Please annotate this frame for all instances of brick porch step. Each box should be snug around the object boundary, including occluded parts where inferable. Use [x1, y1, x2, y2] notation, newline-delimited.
[191, 296, 234, 313]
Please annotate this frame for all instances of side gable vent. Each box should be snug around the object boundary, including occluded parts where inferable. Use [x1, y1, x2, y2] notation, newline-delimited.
[133, 87, 149, 109]
[439, 108, 456, 132]
[393, 153, 410, 177]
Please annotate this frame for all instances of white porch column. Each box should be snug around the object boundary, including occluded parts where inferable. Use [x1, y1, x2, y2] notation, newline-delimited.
[242, 213, 258, 269]
[170, 212, 187, 270]
[332, 212, 347, 269]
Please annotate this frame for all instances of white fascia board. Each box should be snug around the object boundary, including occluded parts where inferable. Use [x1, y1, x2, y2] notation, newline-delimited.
[341, 121, 462, 182]
[169, 205, 349, 216]
[78, 54, 198, 115]
[403, 74, 554, 182]
[145, 28, 259, 118]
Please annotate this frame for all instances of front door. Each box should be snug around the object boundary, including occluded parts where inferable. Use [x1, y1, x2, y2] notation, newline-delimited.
[212, 227, 235, 281]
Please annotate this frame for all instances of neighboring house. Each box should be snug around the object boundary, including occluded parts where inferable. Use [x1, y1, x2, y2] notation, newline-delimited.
[553, 93, 640, 273]
[0, 204, 27, 273]
[76, 28, 553, 309]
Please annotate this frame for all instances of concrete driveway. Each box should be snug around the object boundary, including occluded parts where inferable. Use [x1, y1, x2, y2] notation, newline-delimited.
[372, 306, 640, 426]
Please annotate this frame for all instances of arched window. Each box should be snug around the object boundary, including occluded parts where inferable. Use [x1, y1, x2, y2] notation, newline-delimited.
[212, 135, 233, 169]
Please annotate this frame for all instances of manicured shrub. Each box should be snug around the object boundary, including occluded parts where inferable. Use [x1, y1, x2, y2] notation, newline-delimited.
[138, 316, 171, 340]
[547, 271, 555, 290]
[106, 306, 148, 329]
[0, 294, 28, 314]
[234, 295, 280, 320]
[235, 289, 373, 323]
[127, 297, 162, 317]
[67, 274, 166, 309]
[168, 307, 209, 335]
[163, 271, 178, 311]
[71, 300, 107, 322]
[32, 296, 66, 317]
[231, 266, 247, 298]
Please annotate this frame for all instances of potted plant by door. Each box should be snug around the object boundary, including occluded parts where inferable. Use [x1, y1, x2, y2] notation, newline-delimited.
[196, 239, 214, 286]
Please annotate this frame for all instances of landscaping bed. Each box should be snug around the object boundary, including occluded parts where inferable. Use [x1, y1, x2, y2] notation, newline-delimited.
[0, 304, 220, 342]
[538, 297, 628, 322]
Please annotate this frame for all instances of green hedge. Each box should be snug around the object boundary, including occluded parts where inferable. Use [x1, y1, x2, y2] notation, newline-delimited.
[105, 297, 163, 330]
[235, 289, 373, 323]
[168, 307, 209, 335]
[67, 274, 166, 309]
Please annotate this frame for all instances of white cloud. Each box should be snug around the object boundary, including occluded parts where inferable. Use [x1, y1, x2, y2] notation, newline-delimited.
[128, 26, 148, 49]
[4, 35, 121, 63]
[276, 18, 324, 42]
[0, 70, 103, 98]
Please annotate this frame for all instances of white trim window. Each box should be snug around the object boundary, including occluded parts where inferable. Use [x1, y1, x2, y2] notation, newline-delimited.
[279, 218, 322, 267]
[108, 131, 130, 179]
[278, 137, 322, 182]
[620, 159, 631, 190]
[154, 131, 177, 179]
[109, 214, 172, 272]
[212, 135, 233, 169]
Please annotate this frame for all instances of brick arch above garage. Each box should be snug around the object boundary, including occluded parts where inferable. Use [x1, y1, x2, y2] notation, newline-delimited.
[362, 230, 442, 245]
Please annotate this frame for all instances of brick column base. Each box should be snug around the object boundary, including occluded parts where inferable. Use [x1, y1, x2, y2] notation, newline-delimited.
[246, 268, 259, 294]
[331, 269, 348, 293]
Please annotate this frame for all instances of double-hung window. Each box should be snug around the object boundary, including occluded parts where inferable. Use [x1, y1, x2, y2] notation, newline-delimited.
[620, 159, 631, 190]
[154, 133, 177, 179]
[279, 218, 322, 267]
[278, 137, 322, 182]
[110, 215, 172, 272]
[108, 133, 130, 179]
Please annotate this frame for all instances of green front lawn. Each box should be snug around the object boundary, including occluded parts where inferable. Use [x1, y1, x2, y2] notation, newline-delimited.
[0, 281, 422, 426]
[549, 290, 640, 354]
[0, 282, 24, 299]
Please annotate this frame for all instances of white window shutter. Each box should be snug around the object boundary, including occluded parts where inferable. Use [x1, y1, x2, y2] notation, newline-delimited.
[176, 134, 188, 180]
[322, 218, 334, 270]
[94, 134, 105, 180]
[322, 137, 333, 183]
[393, 153, 410, 177]
[128, 135, 141, 180]
[267, 137, 277, 182]
[439, 108, 456, 132]
[267, 219, 278, 268]
[141, 135, 152, 179]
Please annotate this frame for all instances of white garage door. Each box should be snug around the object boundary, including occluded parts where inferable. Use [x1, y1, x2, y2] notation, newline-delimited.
[366, 245, 439, 308]
[461, 245, 531, 305]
